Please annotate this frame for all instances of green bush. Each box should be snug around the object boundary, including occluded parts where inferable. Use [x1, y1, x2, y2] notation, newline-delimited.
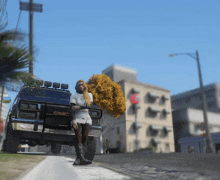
[133, 146, 155, 153]
[119, 147, 126, 153]
[146, 146, 155, 153]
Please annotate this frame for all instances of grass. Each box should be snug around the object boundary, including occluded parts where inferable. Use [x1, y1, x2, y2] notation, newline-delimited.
[0, 152, 46, 180]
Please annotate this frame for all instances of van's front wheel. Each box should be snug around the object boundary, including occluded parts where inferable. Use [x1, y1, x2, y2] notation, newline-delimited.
[4, 124, 20, 153]
[51, 143, 61, 154]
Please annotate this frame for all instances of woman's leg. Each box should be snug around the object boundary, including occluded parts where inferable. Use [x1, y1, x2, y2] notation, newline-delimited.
[76, 123, 82, 144]
[81, 123, 90, 144]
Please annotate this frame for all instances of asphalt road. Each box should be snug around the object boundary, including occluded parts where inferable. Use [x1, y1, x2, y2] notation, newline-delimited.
[93, 152, 220, 180]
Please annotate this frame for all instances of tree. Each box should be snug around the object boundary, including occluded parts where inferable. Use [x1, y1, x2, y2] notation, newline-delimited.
[0, 0, 39, 89]
[87, 74, 126, 119]
[0, 30, 41, 89]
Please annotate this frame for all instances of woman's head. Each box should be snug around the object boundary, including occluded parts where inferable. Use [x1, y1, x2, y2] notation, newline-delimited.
[75, 80, 91, 107]
[75, 80, 87, 93]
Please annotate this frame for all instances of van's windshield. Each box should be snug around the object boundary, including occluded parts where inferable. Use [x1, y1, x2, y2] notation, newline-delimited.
[19, 88, 71, 100]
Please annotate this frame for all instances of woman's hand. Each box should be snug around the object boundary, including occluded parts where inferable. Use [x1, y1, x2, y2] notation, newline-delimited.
[72, 106, 81, 110]
[72, 120, 78, 130]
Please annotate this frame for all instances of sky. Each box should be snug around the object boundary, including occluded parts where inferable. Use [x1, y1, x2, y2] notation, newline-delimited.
[3, 0, 220, 106]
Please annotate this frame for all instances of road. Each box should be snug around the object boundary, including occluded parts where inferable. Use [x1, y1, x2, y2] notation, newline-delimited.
[16, 152, 220, 180]
[93, 152, 220, 180]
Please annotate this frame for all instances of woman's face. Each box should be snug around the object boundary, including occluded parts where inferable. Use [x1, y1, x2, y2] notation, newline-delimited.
[79, 84, 85, 91]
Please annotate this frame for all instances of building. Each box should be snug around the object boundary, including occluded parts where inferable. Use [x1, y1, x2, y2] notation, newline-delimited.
[171, 83, 220, 113]
[171, 83, 220, 152]
[101, 65, 175, 153]
[102, 64, 137, 82]
[173, 108, 220, 152]
[178, 132, 220, 153]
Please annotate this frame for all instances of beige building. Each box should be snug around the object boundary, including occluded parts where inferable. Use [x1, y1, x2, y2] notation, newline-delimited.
[101, 65, 175, 153]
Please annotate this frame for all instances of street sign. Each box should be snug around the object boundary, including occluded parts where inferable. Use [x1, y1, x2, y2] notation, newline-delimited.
[130, 94, 140, 104]
[20, 2, 43, 12]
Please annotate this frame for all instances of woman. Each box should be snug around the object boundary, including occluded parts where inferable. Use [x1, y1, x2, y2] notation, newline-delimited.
[70, 80, 93, 165]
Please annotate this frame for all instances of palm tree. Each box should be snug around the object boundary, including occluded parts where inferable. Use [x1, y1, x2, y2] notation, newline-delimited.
[0, 29, 40, 87]
[0, 29, 41, 149]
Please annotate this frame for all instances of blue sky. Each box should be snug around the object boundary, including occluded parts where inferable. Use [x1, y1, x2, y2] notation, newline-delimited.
[4, 0, 220, 104]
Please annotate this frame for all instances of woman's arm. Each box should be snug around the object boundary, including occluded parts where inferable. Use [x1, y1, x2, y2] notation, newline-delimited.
[71, 103, 81, 110]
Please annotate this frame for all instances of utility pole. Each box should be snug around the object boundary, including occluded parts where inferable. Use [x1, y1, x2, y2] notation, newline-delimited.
[20, 1, 43, 76]
[29, 0, 33, 75]
[196, 50, 215, 153]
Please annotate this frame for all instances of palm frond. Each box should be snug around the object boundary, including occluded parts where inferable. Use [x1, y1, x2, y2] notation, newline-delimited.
[0, 29, 39, 91]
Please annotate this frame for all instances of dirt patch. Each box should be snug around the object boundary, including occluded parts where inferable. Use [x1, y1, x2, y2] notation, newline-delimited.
[0, 153, 46, 180]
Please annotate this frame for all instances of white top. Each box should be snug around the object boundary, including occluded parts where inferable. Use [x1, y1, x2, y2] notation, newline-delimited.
[70, 92, 93, 125]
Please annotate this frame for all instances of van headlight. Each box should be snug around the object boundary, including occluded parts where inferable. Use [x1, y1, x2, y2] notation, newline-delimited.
[20, 103, 37, 110]
[20, 103, 28, 110]
[29, 104, 37, 110]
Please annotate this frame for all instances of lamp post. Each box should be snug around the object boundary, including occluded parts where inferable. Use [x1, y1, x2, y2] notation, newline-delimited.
[169, 50, 215, 153]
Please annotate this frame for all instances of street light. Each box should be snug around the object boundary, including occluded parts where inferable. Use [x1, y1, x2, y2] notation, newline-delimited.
[169, 50, 215, 153]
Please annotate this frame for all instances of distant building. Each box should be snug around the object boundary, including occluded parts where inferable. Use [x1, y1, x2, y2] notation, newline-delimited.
[171, 83, 220, 113]
[171, 83, 220, 152]
[102, 64, 137, 83]
[178, 132, 220, 153]
[173, 108, 220, 152]
[100, 65, 175, 153]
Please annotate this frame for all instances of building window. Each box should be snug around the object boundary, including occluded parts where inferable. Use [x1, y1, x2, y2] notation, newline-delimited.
[117, 127, 120, 135]
[163, 109, 171, 117]
[165, 143, 170, 151]
[147, 92, 159, 103]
